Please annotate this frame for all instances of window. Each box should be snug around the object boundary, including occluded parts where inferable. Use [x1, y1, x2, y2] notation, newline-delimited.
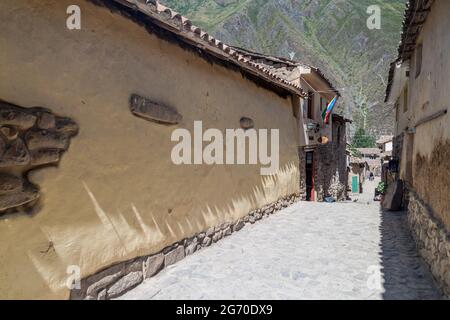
[403, 86, 408, 113]
[306, 151, 313, 164]
[307, 92, 314, 119]
[415, 44, 422, 78]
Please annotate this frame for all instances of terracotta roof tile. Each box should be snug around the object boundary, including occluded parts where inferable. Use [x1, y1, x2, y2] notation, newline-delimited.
[356, 148, 381, 155]
[376, 135, 393, 145]
[350, 156, 367, 165]
[231, 46, 340, 96]
[109, 0, 307, 97]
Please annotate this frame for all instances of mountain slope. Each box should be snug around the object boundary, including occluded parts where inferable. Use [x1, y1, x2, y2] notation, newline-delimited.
[161, 0, 405, 136]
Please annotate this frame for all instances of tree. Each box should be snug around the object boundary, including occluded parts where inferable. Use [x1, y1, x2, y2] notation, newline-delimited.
[351, 127, 376, 148]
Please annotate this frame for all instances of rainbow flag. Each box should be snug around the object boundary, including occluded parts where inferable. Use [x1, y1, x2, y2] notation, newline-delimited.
[321, 96, 338, 124]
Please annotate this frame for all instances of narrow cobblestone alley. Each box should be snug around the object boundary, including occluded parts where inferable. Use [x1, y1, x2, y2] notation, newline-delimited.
[119, 180, 442, 300]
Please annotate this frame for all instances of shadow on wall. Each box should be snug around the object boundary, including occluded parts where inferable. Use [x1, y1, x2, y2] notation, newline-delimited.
[378, 209, 443, 300]
[22, 161, 298, 297]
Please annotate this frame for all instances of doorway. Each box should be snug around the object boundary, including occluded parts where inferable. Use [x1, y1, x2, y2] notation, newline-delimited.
[306, 151, 315, 201]
[352, 176, 359, 193]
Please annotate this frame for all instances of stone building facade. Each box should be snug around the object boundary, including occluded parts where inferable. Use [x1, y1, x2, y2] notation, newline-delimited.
[313, 115, 349, 202]
[298, 148, 307, 201]
[385, 0, 450, 297]
[297, 116, 349, 202]
[348, 157, 368, 194]
[227, 47, 347, 203]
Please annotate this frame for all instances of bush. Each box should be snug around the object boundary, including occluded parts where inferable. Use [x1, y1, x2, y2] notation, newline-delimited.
[351, 127, 376, 148]
[376, 182, 387, 194]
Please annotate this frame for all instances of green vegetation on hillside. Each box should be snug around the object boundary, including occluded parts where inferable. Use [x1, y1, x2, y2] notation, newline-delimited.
[351, 127, 377, 148]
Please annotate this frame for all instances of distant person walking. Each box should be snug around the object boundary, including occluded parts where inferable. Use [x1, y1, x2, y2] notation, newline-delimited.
[369, 172, 374, 181]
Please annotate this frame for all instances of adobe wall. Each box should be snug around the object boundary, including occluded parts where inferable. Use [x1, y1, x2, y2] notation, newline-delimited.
[0, 0, 300, 299]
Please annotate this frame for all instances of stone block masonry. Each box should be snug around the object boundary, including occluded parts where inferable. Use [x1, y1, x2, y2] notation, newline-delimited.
[407, 189, 450, 298]
[70, 194, 300, 300]
[129, 94, 182, 125]
[298, 148, 307, 201]
[315, 140, 347, 202]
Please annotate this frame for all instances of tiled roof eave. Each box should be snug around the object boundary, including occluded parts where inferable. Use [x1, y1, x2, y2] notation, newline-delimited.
[231, 46, 341, 97]
[109, 0, 307, 98]
[385, 0, 435, 101]
[397, 0, 434, 62]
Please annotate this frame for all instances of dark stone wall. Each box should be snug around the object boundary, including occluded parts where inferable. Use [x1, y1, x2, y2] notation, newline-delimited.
[393, 133, 404, 160]
[315, 120, 348, 202]
[298, 147, 307, 201]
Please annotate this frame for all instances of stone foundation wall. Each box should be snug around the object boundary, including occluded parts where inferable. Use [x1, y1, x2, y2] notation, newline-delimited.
[315, 141, 347, 202]
[70, 193, 300, 300]
[298, 148, 307, 201]
[314, 118, 348, 202]
[298, 141, 347, 202]
[407, 190, 450, 298]
[393, 133, 404, 160]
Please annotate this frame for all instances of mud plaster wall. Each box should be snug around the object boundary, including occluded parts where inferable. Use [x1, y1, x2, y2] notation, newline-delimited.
[406, 0, 450, 232]
[0, 0, 300, 299]
[414, 139, 450, 232]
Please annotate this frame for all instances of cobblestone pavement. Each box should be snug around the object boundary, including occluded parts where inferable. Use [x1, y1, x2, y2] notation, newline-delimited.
[120, 180, 443, 300]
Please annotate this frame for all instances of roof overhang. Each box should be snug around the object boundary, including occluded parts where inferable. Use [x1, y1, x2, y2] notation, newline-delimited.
[98, 0, 307, 98]
[397, 0, 435, 62]
[385, 61, 409, 103]
[230, 46, 339, 100]
[300, 67, 339, 101]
